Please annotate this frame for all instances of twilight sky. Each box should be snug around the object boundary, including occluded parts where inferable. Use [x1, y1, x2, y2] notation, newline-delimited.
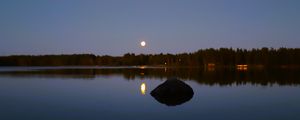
[0, 0, 299, 56]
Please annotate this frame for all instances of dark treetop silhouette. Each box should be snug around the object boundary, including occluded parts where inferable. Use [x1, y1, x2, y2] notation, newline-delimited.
[0, 48, 299, 67]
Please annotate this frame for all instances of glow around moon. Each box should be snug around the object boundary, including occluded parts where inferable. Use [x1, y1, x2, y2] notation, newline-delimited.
[140, 41, 146, 47]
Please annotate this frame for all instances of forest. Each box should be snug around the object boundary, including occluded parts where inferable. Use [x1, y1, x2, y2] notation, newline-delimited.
[0, 48, 299, 67]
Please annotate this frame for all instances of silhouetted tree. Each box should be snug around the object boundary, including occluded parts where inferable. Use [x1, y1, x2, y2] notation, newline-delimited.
[0, 48, 299, 67]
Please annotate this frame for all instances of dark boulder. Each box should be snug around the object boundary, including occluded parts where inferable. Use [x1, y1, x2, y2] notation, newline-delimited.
[151, 78, 194, 106]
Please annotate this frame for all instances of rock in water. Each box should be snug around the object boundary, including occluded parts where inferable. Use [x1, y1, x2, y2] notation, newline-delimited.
[151, 78, 194, 106]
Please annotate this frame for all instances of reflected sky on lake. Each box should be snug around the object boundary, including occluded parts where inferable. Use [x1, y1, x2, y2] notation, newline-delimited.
[0, 67, 300, 120]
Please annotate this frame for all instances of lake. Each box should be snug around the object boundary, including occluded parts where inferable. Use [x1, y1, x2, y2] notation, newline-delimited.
[0, 66, 299, 120]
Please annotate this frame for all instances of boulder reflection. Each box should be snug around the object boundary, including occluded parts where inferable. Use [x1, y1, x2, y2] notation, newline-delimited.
[151, 78, 194, 106]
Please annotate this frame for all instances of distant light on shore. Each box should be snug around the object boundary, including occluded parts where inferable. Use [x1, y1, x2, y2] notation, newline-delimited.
[237, 64, 248, 71]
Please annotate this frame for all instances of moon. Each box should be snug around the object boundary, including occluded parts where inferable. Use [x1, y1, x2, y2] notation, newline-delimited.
[140, 41, 146, 47]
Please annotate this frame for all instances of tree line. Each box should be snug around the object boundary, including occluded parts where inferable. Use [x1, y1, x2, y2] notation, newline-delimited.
[0, 48, 299, 67]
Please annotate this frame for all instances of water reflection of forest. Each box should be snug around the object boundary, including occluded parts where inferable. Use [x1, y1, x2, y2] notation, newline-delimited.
[0, 68, 299, 86]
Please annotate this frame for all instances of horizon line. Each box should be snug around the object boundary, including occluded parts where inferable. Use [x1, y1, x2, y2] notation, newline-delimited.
[1, 47, 299, 57]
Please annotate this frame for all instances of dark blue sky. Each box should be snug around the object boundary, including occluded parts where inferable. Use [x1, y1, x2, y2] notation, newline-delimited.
[1, 0, 299, 56]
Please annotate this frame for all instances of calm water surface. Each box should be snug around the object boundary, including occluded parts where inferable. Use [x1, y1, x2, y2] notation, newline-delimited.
[0, 67, 299, 120]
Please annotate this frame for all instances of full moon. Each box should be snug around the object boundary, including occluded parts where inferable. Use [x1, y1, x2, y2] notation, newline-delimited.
[140, 41, 146, 47]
